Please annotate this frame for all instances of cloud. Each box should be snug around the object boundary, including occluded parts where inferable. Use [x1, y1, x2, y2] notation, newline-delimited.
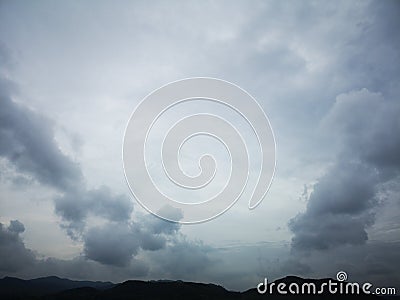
[83, 214, 181, 266]
[289, 88, 400, 252]
[0, 79, 185, 270]
[54, 186, 133, 239]
[0, 70, 196, 271]
[0, 46, 186, 271]
[136, 213, 180, 235]
[287, 241, 400, 290]
[0, 219, 216, 284]
[0, 85, 82, 191]
[8, 219, 25, 233]
[324, 89, 400, 174]
[0, 65, 134, 240]
[0, 45, 202, 280]
[0, 219, 150, 280]
[144, 237, 214, 280]
[0, 220, 35, 272]
[84, 223, 140, 267]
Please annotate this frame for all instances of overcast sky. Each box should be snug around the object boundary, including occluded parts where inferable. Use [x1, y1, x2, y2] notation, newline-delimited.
[0, 0, 399, 292]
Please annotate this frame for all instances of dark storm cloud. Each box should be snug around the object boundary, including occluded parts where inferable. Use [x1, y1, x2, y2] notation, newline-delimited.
[0, 221, 35, 272]
[289, 89, 400, 252]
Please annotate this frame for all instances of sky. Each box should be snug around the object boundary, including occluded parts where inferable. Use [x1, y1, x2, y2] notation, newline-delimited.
[0, 0, 399, 292]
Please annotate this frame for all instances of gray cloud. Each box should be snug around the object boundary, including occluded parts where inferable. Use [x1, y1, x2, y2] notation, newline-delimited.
[0, 220, 150, 280]
[0, 220, 35, 272]
[324, 89, 400, 175]
[84, 215, 181, 266]
[54, 186, 133, 239]
[0, 47, 187, 272]
[286, 2, 400, 254]
[0, 74, 188, 272]
[289, 88, 400, 252]
[0, 84, 82, 191]
[0, 68, 191, 270]
[288, 241, 400, 290]
[0, 219, 216, 284]
[84, 222, 140, 267]
[136, 213, 180, 235]
[145, 238, 214, 280]
[8, 219, 25, 234]
[0, 67, 133, 240]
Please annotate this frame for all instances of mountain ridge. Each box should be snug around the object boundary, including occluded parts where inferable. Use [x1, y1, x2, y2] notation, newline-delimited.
[0, 275, 395, 299]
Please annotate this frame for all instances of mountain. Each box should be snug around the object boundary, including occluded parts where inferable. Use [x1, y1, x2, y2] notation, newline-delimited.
[0, 276, 113, 299]
[0, 275, 396, 299]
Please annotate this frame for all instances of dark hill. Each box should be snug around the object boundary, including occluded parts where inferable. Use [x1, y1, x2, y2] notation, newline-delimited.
[0, 276, 113, 299]
[100, 280, 238, 300]
[0, 275, 395, 300]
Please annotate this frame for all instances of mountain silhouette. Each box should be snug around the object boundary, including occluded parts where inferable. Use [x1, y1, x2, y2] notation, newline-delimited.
[0, 276, 113, 299]
[0, 275, 395, 299]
